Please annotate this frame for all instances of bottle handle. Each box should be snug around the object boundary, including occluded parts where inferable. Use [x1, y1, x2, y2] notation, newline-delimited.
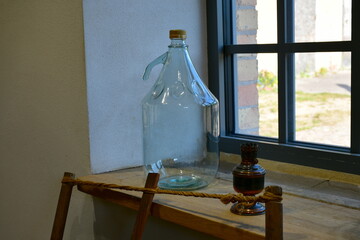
[142, 52, 168, 80]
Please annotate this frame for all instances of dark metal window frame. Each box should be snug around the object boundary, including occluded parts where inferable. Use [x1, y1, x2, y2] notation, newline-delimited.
[207, 0, 360, 175]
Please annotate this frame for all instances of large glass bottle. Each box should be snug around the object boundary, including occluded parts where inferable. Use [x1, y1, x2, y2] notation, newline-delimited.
[142, 30, 219, 190]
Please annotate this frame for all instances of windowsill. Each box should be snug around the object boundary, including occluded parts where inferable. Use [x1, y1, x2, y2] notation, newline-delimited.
[78, 159, 360, 239]
[220, 153, 360, 209]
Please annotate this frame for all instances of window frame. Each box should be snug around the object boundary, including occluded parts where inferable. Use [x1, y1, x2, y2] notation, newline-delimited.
[207, 0, 360, 175]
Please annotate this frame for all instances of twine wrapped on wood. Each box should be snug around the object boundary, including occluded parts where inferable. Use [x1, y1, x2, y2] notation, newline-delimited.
[62, 178, 282, 207]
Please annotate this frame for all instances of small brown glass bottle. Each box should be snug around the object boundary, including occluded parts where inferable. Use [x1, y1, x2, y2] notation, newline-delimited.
[231, 143, 266, 215]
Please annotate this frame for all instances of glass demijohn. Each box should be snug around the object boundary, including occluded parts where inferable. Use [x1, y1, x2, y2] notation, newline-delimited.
[141, 30, 220, 190]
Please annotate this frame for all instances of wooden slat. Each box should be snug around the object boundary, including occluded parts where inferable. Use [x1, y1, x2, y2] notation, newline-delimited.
[131, 173, 160, 240]
[51, 172, 76, 240]
[77, 184, 141, 210]
[265, 202, 283, 240]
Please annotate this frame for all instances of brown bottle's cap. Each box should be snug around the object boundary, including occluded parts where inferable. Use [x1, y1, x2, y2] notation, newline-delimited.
[169, 29, 187, 39]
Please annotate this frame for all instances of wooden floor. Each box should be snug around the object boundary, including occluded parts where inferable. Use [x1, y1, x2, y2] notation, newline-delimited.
[77, 167, 360, 240]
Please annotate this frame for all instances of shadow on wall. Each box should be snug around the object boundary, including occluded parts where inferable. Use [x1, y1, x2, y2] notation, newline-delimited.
[89, 198, 219, 240]
[67, 192, 96, 240]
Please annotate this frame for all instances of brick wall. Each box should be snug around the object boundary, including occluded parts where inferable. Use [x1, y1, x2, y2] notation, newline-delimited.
[235, 0, 259, 135]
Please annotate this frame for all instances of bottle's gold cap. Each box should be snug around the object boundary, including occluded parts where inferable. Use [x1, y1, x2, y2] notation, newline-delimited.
[169, 29, 187, 39]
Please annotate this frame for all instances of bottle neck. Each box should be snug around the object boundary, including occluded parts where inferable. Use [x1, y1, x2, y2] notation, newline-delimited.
[169, 39, 188, 48]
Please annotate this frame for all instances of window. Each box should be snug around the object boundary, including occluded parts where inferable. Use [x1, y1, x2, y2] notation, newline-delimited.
[207, 0, 360, 174]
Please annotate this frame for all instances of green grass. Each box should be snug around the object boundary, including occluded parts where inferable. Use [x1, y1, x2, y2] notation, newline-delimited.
[295, 91, 350, 102]
[258, 88, 350, 136]
[296, 110, 349, 132]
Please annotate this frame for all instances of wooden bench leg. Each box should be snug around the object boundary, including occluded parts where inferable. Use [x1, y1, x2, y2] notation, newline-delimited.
[131, 173, 160, 240]
[265, 201, 283, 240]
[51, 172, 76, 240]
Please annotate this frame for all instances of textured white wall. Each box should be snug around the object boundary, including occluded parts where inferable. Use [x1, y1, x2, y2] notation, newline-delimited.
[83, 0, 208, 173]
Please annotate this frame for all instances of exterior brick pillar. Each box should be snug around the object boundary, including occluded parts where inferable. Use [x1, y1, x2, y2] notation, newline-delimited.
[235, 0, 259, 135]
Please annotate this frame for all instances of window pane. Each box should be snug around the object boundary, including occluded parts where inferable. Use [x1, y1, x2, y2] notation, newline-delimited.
[235, 0, 277, 44]
[234, 53, 278, 138]
[295, 52, 351, 147]
[295, 0, 351, 42]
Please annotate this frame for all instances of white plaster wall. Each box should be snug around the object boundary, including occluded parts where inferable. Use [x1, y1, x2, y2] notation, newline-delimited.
[257, 0, 278, 74]
[83, 0, 208, 173]
[0, 0, 94, 239]
[0, 0, 214, 239]
[315, 0, 343, 71]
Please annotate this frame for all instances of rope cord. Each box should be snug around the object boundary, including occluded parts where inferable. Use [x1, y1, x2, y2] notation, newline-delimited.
[62, 178, 282, 206]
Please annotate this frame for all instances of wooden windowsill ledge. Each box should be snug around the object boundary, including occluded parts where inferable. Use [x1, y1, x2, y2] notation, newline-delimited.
[77, 167, 360, 240]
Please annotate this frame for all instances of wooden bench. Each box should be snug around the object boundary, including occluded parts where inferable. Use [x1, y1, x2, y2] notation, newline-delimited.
[51, 170, 283, 240]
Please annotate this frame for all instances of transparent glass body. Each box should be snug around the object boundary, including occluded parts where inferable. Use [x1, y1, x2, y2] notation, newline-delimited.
[142, 37, 219, 190]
